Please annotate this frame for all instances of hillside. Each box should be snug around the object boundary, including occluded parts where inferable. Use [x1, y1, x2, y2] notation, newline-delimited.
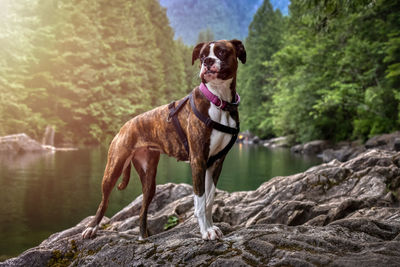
[159, 0, 290, 45]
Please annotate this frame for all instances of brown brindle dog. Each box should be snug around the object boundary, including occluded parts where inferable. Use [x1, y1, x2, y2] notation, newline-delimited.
[82, 39, 246, 240]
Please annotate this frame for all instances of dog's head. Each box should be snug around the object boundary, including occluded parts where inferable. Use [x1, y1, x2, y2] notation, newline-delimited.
[192, 40, 246, 83]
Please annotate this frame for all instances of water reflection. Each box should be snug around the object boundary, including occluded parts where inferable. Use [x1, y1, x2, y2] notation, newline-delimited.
[0, 151, 55, 170]
[0, 144, 320, 258]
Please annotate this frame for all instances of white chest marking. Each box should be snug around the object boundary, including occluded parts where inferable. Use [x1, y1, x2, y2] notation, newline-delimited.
[208, 104, 236, 157]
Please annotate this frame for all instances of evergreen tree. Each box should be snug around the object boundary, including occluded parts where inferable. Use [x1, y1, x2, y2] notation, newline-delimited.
[0, 0, 193, 145]
[270, 0, 400, 142]
[197, 28, 215, 43]
[0, 0, 45, 139]
[237, 0, 285, 138]
[147, 0, 187, 102]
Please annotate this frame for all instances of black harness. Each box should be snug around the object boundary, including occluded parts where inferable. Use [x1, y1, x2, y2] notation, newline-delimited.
[168, 92, 240, 168]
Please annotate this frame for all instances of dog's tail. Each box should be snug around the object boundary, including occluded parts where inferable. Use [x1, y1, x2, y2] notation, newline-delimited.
[117, 162, 131, 190]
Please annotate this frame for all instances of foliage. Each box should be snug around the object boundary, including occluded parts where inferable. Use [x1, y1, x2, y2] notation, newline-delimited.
[163, 215, 179, 230]
[0, 0, 190, 145]
[238, 0, 285, 138]
[239, 0, 400, 142]
[2, 0, 398, 146]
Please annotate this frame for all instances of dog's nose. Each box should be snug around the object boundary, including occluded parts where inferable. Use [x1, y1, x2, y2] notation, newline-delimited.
[204, 57, 215, 67]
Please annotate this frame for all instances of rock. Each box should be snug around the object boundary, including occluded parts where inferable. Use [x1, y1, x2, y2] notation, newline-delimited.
[2, 150, 400, 266]
[320, 132, 400, 163]
[263, 136, 289, 148]
[322, 143, 366, 163]
[0, 133, 78, 153]
[365, 131, 400, 150]
[290, 143, 303, 153]
[303, 140, 331, 154]
[291, 140, 331, 155]
[0, 133, 49, 153]
[394, 138, 400, 152]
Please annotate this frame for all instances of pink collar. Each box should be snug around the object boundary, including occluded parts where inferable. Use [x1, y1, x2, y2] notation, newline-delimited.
[199, 83, 240, 110]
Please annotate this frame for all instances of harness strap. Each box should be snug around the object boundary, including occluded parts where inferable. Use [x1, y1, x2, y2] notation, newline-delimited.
[189, 93, 240, 167]
[189, 93, 239, 135]
[206, 128, 238, 168]
[168, 96, 190, 154]
[168, 91, 240, 168]
[222, 102, 240, 113]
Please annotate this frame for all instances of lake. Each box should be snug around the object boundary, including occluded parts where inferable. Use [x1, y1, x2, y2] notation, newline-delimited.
[0, 144, 321, 258]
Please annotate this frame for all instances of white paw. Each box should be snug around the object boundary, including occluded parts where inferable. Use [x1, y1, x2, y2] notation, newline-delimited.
[201, 226, 223, 240]
[82, 226, 98, 239]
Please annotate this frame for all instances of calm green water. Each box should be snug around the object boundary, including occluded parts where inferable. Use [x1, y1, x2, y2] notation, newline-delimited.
[0, 144, 320, 258]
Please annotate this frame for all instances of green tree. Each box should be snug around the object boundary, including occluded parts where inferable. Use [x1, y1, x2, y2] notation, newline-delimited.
[238, 0, 285, 138]
[197, 28, 215, 43]
[269, 0, 400, 142]
[0, 0, 194, 145]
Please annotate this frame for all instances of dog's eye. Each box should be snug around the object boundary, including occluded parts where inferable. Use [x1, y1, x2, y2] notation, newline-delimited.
[218, 50, 226, 58]
[201, 55, 206, 62]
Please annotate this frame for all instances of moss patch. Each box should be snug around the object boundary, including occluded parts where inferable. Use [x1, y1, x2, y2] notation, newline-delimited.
[0, 255, 12, 262]
[47, 239, 102, 267]
[47, 240, 79, 267]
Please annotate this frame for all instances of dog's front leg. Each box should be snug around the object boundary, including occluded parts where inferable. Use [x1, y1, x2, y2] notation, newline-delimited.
[191, 159, 222, 240]
[204, 161, 224, 239]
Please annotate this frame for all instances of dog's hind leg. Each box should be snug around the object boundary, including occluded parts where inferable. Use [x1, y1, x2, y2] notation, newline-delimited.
[132, 147, 160, 240]
[82, 141, 133, 239]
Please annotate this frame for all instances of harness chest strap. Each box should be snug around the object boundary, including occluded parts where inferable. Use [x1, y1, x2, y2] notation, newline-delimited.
[168, 92, 240, 168]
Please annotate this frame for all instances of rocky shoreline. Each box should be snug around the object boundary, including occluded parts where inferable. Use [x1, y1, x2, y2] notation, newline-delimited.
[2, 149, 400, 266]
[245, 131, 400, 164]
[291, 132, 400, 164]
[0, 133, 78, 154]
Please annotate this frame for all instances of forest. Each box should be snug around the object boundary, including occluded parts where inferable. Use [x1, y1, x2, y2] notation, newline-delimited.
[0, 0, 399, 146]
[0, 0, 197, 145]
[239, 0, 400, 143]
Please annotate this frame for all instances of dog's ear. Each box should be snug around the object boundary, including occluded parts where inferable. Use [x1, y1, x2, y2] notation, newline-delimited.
[192, 42, 205, 65]
[230, 39, 246, 64]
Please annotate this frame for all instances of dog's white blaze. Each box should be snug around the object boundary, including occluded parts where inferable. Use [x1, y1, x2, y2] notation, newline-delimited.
[199, 43, 222, 79]
[208, 43, 221, 70]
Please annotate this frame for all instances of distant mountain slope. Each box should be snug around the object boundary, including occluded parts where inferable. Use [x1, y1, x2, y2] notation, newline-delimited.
[159, 0, 290, 45]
